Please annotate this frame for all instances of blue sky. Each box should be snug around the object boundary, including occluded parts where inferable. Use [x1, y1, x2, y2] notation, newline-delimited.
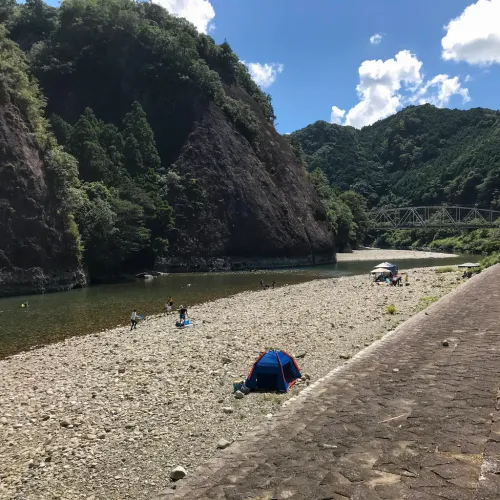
[46, 0, 500, 133]
[208, 0, 500, 132]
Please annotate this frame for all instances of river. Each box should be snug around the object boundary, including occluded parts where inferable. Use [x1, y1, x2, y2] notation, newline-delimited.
[0, 254, 474, 358]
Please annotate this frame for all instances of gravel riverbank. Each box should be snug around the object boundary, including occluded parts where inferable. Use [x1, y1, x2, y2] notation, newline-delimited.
[0, 266, 462, 500]
[336, 248, 458, 261]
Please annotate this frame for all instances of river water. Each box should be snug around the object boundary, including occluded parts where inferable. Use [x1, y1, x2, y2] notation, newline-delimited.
[0, 255, 473, 358]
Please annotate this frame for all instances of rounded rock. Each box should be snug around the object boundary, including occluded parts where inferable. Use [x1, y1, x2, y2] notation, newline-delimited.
[216, 438, 232, 449]
[170, 465, 187, 481]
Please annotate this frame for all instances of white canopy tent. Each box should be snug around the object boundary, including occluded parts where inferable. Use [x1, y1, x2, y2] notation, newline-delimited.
[371, 268, 392, 274]
[375, 262, 395, 269]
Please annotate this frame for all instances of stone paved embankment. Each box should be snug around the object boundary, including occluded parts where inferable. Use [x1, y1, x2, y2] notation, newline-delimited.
[160, 265, 500, 500]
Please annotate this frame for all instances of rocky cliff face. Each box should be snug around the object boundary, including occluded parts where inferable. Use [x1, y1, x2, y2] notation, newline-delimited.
[0, 103, 86, 296]
[161, 88, 335, 271]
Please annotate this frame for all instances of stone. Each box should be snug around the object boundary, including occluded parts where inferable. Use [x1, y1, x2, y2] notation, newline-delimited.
[222, 357, 232, 365]
[217, 438, 232, 449]
[442, 340, 450, 347]
[295, 351, 307, 359]
[392, 368, 399, 373]
[0, 417, 8, 424]
[339, 353, 351, 360]
[222, 407, 234, 414]
[170, 465, 187, 481]
[118, 367, 126, 374]
[59, 419, 71, 427]
[234, 391, 244, 399]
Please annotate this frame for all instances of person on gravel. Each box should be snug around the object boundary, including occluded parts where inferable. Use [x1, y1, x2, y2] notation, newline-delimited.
[130, 309, 138, 330]
[179, 305, 188, 326]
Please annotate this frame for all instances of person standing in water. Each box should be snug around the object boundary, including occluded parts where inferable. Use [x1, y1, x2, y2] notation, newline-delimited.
[130, 309, 138, 330]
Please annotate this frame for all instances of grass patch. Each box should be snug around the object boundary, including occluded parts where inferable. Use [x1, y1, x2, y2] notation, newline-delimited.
[435, 266, 456, 273]
[418, 296, 438, 311]
[480, 252, 500, 271]
[262, 394, 283, 405]
[385, 304, 397, 315]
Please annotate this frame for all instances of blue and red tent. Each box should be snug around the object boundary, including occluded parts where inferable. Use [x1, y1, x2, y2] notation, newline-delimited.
[245, 350, 302, 393]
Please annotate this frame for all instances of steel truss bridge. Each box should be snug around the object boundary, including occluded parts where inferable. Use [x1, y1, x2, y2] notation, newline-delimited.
[370, 206, 500, 230]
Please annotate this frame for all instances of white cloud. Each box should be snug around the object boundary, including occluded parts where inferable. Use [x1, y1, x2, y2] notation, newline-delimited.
[245, 62, 284, 88]
[413, 75, 470, 107]
[442, 0, 500, 65]
[342, 50, 423, 128]
[330, 106, 346, 124]
[370, 33, 383, 45]
[156, 0, 215, 34]
[465, 74, 473, 82]
[332, 50, 470, 129]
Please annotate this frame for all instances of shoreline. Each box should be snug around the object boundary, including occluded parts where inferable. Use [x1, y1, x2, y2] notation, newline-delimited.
[336, 248, 458, 262]
[0, 248, 461, 301]
[0, 265, 463, 499]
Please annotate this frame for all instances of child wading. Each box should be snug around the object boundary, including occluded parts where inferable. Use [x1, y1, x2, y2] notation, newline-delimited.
[163, 297, 174, 316]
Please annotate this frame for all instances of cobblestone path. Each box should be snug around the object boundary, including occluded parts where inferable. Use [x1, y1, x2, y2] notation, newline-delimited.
[157, 266, 500, 500]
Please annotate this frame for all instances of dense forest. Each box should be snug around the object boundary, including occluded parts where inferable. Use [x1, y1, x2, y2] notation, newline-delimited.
[292, 105, 500, 253]
[1, 0, 363, 292]
[293, 105, 500, 209]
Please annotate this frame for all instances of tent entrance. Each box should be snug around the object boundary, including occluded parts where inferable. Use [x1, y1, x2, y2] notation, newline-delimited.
[254, 373, 280, 390]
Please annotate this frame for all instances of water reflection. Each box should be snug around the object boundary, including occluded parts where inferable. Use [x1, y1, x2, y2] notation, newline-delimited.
[0, 255, 472, 358]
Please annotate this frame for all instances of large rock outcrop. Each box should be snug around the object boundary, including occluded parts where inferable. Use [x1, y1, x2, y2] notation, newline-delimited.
[0, 103, 86, 296]
[161, 90, 335, 271]
[5, 0, 336, 278]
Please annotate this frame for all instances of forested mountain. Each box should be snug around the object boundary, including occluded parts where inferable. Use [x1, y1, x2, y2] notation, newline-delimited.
[0, 24, 85, 295]
[293, 105, 500, 209]
[0, 0, 338, 294]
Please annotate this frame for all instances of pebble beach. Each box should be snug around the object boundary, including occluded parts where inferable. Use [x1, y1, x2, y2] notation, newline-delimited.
[336, 248, 457, 261]
[0, 266, 462, 500]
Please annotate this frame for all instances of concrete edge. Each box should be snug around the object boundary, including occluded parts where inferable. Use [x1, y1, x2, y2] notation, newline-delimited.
[156, 265, 495, 498]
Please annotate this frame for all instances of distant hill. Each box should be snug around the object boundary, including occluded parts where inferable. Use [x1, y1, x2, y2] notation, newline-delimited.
[292, 105, 500, 209]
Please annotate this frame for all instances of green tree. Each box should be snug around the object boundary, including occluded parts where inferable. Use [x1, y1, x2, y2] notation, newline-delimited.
[68, 107, 123, 184]
[339, 190, 369, 246]
[122, 101, 161, 175]
[0, 0, 15, 24]
[7, 0, 57, 51]
[309, 168, 364, 251]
